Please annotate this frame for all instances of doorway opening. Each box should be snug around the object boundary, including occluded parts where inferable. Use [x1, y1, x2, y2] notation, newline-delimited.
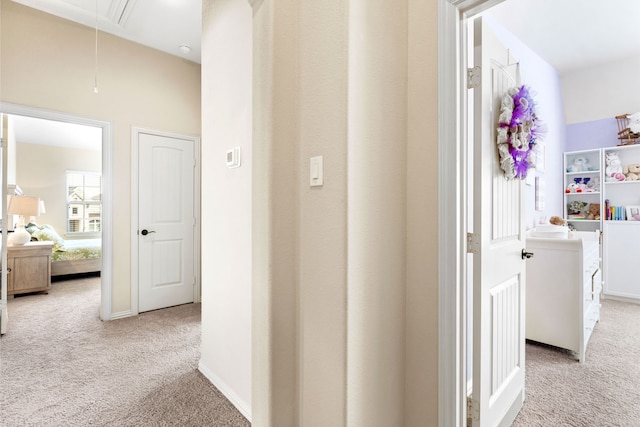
[1, 103, 113, 321]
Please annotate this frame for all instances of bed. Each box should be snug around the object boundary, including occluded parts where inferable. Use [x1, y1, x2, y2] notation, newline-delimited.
[27, 224, 101, 277]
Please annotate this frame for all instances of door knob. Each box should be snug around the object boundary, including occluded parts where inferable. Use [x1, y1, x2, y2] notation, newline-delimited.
[140, 229, 156, 236]
[522, 249, 534, 259]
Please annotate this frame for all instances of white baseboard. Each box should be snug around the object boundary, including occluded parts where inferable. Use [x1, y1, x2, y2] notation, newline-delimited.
[198, 360, 251, 422]
[602, 293, 640, 304]
[110, 310, 134, 320]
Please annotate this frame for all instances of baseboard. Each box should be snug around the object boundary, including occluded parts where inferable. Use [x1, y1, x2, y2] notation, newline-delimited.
[198, 360, 251, 422]
[602, 293, 640, 304]
[110, 310, 135, 320]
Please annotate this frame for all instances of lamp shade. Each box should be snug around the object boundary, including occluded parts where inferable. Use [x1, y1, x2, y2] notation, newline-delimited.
[8, 195, 40, 217]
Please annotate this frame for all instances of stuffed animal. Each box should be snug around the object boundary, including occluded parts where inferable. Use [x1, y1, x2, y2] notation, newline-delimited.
[628, 112, 640, 134]
[549, 216, 567, 226]
[567, 157, 593, 172]
[586, 203, 600, 220]
[567, 200, 587, 215]
[565, 182, 578, 193]
[605, 152, 626, 182]
[623, 163, 640, 181]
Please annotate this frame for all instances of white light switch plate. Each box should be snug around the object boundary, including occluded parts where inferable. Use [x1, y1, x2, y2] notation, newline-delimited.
[310, 156, 323, 187]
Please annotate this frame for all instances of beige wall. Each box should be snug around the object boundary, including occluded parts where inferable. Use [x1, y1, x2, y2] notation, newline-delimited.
[218, 0, 439, 425]
[0, 0, 201, 313]
[406, 0, 440, 424]
[16, 142, 101, 236]
[347, 0, 407, 425]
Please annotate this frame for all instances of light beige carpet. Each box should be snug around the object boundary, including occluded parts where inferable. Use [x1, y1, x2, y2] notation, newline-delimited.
[513, 299, 640, 426]
[0, 276, 250, 427]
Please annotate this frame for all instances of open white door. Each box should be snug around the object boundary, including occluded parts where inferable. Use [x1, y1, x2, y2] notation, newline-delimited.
[0, 115, 9, 334]
[137, 131, 195, 313]
[470, 17, 527, 427]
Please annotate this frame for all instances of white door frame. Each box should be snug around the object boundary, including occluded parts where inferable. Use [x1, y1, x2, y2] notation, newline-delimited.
[130, 127, 201, 315]
[0, 102, 114, 321]
[438, 1, 507, 426]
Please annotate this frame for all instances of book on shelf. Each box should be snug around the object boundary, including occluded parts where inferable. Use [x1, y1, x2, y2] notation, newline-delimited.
[605, 199, 627, 221]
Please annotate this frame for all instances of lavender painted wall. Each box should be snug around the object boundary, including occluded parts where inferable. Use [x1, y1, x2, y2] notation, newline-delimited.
[566, 118, 620, 151]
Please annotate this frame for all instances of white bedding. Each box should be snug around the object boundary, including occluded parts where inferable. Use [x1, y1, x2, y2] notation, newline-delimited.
[61, 238, 102, 250]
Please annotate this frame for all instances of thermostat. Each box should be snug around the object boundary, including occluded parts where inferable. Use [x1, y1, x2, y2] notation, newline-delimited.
[226, 147, 241, 168]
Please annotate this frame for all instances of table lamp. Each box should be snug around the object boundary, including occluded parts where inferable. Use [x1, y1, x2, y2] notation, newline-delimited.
[8, 195, 41, 245]
[30, 200, 46, 223]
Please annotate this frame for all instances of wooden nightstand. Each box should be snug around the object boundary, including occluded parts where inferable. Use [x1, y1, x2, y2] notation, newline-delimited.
[7, 241, 54, 296]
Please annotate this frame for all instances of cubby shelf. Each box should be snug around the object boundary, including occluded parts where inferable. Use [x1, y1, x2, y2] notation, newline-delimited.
[565, 145, 640, 300]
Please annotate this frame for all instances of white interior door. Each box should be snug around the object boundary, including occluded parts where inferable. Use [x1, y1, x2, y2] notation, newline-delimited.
[470, 17, 526, 427]
[0, 115, 9, 334]
[137, 132, 195, 313]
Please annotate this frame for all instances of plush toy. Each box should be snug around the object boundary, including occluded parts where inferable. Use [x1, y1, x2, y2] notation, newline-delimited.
[567, 200, 588, 216]
[565, 182, 578, 193]
[628, 112, 640, 134]
[605, 152, 626, 182]
[623, 163, 640, 181]
[586, 203, 600, 220]
[567, 157, 593, 172]
[549, 216, 567, 226]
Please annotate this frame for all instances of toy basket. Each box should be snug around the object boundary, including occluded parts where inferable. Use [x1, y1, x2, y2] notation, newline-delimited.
[616, 114, 640, 146]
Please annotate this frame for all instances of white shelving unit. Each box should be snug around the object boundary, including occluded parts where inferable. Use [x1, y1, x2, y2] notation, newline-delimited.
[563, 149, 603, 233]
[602, 145, 640, 300]
[564, 146, 640, 301]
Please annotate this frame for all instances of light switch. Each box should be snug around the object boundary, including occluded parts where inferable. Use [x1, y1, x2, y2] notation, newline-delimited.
[310, 156, 323, 187]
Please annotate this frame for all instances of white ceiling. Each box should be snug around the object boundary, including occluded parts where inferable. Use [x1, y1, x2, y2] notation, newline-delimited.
[485, 0, 640, 76]
[11, 115, 102, 151]
[9, 0, 640, 149]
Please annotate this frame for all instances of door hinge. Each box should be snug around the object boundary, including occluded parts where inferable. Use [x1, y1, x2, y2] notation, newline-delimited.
[467, 66, 481, 89]
[0, 137, 5, 149]
[467, 232, 480, 254]
[467, 397, 480, 421]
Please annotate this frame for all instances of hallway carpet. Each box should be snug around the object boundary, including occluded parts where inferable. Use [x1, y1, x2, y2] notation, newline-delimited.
[0, 276, 249, 427]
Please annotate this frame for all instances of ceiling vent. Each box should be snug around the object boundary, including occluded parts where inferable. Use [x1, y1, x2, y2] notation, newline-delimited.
[107, 0, 137, 27]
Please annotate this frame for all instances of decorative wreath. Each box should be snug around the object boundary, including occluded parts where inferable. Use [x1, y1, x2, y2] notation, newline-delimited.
[496, 85, 545, 180]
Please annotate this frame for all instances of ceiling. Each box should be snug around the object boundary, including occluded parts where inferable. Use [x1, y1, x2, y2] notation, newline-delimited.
[12, 0, 202, 64]
[8, 0, 640, 149]
[485, 0, 640, 76]
[10, 115, 102, 151]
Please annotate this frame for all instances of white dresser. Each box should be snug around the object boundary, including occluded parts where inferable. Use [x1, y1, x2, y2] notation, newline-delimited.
[525, 231, 602, 362]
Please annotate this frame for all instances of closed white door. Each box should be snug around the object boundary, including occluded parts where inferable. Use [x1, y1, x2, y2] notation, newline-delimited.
[471, 17, 527, 427]
[137, 132, 195, 313]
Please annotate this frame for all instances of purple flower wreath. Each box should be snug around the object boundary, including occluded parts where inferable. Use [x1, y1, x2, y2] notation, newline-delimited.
[496, 85, 546, 180]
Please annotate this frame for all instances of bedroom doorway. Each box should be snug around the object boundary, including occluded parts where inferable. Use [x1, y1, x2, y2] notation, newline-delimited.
[0, 103, 113, 321]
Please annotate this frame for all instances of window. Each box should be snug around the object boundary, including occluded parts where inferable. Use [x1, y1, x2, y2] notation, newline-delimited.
[66, 171, 101, 234]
